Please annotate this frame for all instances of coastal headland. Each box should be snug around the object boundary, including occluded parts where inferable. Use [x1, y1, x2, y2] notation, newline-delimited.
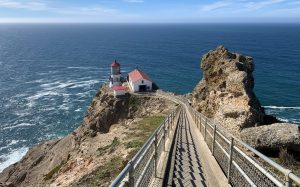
[1, 46, 299, 187]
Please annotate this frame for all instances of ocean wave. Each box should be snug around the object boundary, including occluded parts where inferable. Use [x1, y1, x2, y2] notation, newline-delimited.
[27, 91, 61, 101]
[68, 80, 101, 89]
[40, 79, 102, 91]
[59, 104, 69, 111]
[25, 79, 47, 84]
[3, 123, 35, 130]
[0, 147, 28, 172]
[277, 117, 290, 123]
[263, 106, 300, 109]
[67, 66, 107, 70]
[75, 108, 82, 112]
[8, 140, 19, 146]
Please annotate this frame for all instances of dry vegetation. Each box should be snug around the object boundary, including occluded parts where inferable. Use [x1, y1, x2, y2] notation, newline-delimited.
[72, 115, 165, 187]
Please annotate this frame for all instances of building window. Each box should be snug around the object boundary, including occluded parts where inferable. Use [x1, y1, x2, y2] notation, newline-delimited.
[142, 80, 144, 84]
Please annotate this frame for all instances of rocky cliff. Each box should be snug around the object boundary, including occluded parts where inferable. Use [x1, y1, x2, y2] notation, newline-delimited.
[191, 45, 265, 135]
[191, 46, 300, 153]
[0, 84, 176, 187]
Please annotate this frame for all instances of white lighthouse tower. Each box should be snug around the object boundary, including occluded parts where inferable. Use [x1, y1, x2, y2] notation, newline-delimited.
[109, 60, 121, 88]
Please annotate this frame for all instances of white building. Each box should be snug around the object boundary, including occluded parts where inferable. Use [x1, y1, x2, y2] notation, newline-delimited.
[109, 60, 121, 88]
[112, 86, 126, 97]
[128, 69, 153, 92]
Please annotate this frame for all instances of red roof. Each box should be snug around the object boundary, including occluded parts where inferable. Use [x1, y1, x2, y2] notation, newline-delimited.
[111, 60, 120, 67]
[112, 86, 125, 91]
[128, 69, 152, 83]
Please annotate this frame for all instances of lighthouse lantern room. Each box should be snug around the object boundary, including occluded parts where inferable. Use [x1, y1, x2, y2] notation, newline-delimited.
[109, 60, 121, 88]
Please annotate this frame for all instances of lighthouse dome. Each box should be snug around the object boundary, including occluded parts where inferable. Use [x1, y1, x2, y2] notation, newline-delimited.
[111, 60, 120, 67]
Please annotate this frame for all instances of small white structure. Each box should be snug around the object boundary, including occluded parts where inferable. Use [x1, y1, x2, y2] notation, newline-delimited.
[113, 86, 126, 97]
[128, 69, 152, 92]
[109, 60, 121, 88]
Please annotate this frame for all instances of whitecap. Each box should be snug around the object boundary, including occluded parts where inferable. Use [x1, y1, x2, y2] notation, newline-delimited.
[59, 104, 69, 111]
[3, 123, 35, 130]
[67, 66, 106, 70]
[8, 140, 19, 146]
[25, 79, 47, 84]
[263, 106, 300, 109]
[27, 91, 60, 101]
[75, 108, 82, 112]
[277, 117, 290, 123]
[68, 80, 100, 89]
[0, 147, 28, 172]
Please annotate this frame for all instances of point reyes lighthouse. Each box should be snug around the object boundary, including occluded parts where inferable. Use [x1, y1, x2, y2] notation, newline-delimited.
[108, 60, 153, 97]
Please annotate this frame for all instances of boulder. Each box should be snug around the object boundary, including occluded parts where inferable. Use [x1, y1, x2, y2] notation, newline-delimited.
[191, 45, 265, 136]
[241, 123, 300, 152]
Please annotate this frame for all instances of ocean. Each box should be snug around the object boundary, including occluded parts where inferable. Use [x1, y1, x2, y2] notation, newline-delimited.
[0, 24, 299, 172]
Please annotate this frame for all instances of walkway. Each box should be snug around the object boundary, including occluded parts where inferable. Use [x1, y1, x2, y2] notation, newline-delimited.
[164, 110, 207, 187]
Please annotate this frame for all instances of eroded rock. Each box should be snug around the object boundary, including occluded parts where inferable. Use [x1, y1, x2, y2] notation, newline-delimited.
[191, 45, 265, 135]
[241, 123, 300, 152]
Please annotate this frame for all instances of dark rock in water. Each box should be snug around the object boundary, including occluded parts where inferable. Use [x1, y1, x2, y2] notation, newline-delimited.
[241, 123, 300, 152]
[191, 45, 265, 135]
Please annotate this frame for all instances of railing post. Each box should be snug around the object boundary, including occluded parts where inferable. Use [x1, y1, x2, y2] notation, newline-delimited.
[212, 124, 216, 155]
[128, 161, 134, 187]
[154, 133, 158, 178]
[285, 170, 292, 187]
[163, 121, 166, 151]
[168, 114, 171, 137]
[199, 115, 202, 133]
[227, 137, 234, 184]
[204, 118, 207, 142]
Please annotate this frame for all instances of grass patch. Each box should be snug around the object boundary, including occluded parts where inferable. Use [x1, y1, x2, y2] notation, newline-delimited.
[124, 116, 165, 158]
[135, 116, 165, 142]
[97, 137, 120, 155]
[44, 163, 63, 181]
[126, 140, 144, 149]
[74, 156, 127, 187]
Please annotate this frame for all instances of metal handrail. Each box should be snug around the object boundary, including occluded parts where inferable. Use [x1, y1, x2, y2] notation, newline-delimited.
[110, 106, 181, 187]
[111, 91, 300, 187]
[185, 101, 300, 187]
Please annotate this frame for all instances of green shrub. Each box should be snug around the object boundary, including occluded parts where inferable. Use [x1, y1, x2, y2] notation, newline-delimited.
[44, 163, 63, 180]
[97, 137, 120, 155]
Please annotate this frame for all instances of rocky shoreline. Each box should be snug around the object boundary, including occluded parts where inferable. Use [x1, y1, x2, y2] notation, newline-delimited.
[0, 85, 177, 187]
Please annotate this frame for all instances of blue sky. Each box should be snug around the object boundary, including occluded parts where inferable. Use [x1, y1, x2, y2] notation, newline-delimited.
[0, 0, 299, 23]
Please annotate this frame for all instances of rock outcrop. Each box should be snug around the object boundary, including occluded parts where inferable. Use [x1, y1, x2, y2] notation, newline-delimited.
[0, 84, 176, 187]
[241, 123, 300, 153]
[191, 45, 265, 135]
[191, 46, 300, 153]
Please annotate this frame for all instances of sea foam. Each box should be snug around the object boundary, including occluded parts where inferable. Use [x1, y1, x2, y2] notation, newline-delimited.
[0, 147, 28, 172]
[263, 106, 300, 109]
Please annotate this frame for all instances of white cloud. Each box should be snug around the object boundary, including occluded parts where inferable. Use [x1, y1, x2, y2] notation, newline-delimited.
[53, 6, 118, 16]
[124, 0, 144, 3]
[0, 0, 47, 10]
[244, 0, 286, 11]
[200, 1, 232, 12]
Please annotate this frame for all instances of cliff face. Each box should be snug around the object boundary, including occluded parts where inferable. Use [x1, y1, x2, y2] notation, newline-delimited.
[0, 85, 176, 187]
[191, 46, 265, 135]
[191, 46, 300, 154]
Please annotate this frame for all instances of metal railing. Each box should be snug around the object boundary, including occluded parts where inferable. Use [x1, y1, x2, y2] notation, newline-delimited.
[186, 101, 300, 187]
[111, 90, 300, 187]
[110, 106, 181, 187]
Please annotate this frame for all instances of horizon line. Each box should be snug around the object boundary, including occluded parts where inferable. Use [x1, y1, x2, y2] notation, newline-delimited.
[0, 22, 300, 24]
